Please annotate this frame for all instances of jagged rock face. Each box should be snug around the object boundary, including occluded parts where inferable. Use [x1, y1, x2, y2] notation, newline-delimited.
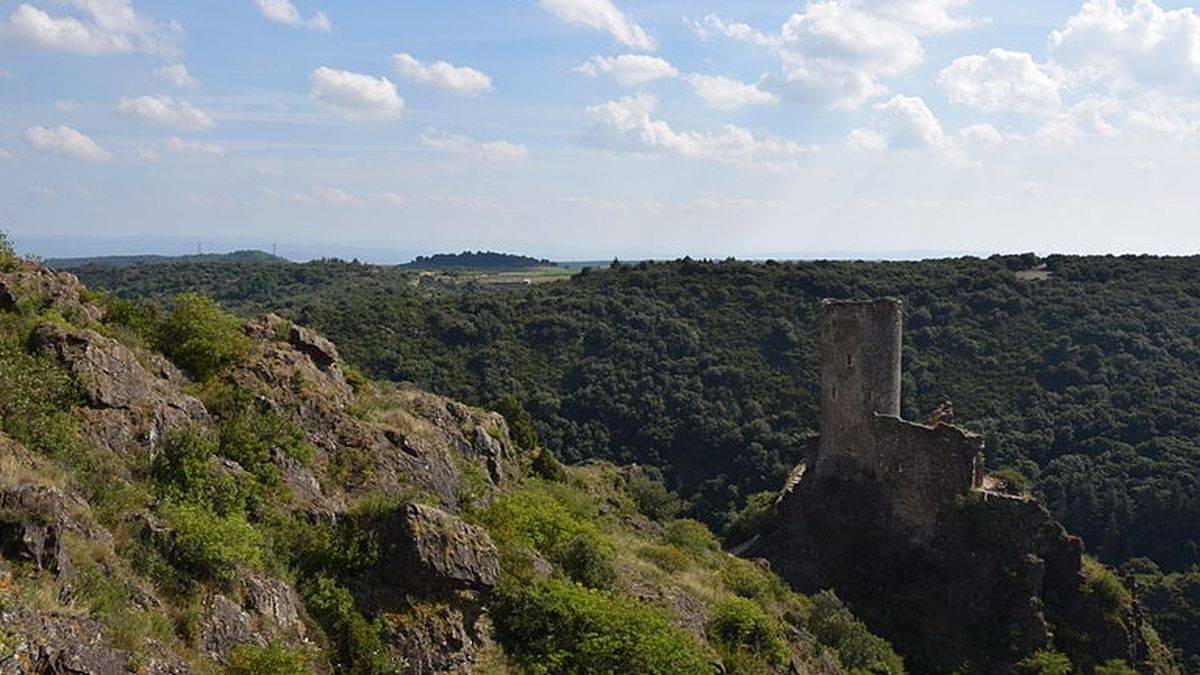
[288, 324, 340, 370]
[379, 596, 496, 675]
[379, 504, 500, 594]
[29, 323, 210, 460]
[0, 264, 103, 324]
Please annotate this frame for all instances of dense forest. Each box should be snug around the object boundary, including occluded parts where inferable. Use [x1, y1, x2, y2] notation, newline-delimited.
[72, 253, 1200, 665]
[45, 249, 287, 269]
[405, 251, 557, 270]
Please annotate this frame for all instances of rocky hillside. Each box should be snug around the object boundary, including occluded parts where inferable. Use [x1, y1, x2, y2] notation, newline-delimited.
[0, 256, 900, 673]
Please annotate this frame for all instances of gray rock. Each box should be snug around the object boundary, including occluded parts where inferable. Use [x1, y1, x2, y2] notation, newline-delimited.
[289, 324, 340, 370]
[380, 504, 499, 594]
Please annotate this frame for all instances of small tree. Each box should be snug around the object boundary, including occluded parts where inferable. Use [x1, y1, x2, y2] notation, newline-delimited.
[490, 395, 537, 451]
[158, 293, 250, 380]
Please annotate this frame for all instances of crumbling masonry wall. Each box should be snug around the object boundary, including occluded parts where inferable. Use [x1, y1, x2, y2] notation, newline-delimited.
[815, 299, 982, 526]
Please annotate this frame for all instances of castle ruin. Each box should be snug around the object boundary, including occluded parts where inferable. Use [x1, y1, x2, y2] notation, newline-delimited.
[815, 299, 984, 525]
[750, 298, 1159, 673]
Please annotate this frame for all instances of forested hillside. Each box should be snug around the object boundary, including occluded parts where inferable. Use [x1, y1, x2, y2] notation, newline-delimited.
[72, 254, 1200, 648]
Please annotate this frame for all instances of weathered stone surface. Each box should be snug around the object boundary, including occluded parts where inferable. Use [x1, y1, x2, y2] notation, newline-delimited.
[199, 594, 265, 664]
[379, 504, 499, 594]
[29, 323, 209, 459]
[0, 484, 100, 577]
[379, 595, 495, 675]
[289, 324, 340, 370]
[0, 264, 103, 324]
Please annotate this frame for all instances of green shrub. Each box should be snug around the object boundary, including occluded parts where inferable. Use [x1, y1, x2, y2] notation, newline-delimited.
[213, 388, 314, 480]
[97, 295, 161, 348]
[1082, 557, 1132, 615]
[303, 576, 393, 675]
[723, 491, 776, 545]
[1013, 650, 1073, 675]
[806, 591, 904, 674]
[226, 641, 314, 675]
[640, 544, 693, 573]
[1093, 660, 1138, 675]
[627, 466, 683, 521]
[706, 597, 788, 674]
[719, 558, 778, 601]
[76, 564, 174, 652]
[491, 395, 537, 451]
[529, 447, 567, 482]
[557, 532, 616, 589]
[0, 340, 81, 454]
[158, 293, 250, 380]
[493, 578, 712, 674]
[665, 519, 721, 559]
[158, 501, 262, 583]
[152, 427, 257, 516]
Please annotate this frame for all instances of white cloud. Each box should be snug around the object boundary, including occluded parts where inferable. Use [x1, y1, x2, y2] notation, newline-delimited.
[0, 0, 180, 55]
[847, 94, 967, 163]
[576, 54, 678, 86]
[253, 0, 330, 31]
[938, 49, 1063, 115]
[391, 53, 493, 96]
[958, 123, 1006, 147]
[583, 94, 804, 165]
[117, 95, 214, 129]
[418, 129, 530, 161]
[698, 2, 974, 109]
[1136, 160, 1160, 175]
[685, 74, 778, 111]
[1036, 97, 1120, 145]
[289, 186, 361, 207]
[164, 136, 227, 157]
[309, 67, 403, 121]
[537, 0, 655, 50]
[25, 124, 112, 162]
[0, 147, 12, 161]
[53, 99, 81, 111]
[374, 192, 408, 206]
[156, 63, 199, 88]
[1050, 0, 1200, 92]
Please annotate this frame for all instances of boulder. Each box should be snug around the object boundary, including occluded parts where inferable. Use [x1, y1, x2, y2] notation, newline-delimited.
[379, 504, 499, 594]
[289, 325, 339, 370]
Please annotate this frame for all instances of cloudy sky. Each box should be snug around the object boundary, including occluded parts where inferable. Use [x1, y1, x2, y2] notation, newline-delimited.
[1, 0, 1199, 260]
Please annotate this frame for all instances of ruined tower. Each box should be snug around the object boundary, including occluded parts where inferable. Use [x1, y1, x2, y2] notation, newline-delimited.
[817, 299, 903, 472]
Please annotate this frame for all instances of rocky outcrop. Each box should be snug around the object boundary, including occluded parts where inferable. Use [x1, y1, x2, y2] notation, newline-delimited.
[379, 504, 500, 594]
[0, 264, 102, 324]
[29, 323, 209, 460]
[289, 324, 339, 370]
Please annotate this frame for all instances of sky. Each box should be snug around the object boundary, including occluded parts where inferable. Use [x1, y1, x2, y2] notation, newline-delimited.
[2, 0, 1200, 261]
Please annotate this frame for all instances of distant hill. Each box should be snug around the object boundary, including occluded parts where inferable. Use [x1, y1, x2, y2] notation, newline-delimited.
[405, 251, 556, 271]
[47, 250, 287, 269]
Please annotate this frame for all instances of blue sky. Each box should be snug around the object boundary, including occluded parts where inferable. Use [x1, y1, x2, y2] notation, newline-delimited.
[2, 0, 1199, 261]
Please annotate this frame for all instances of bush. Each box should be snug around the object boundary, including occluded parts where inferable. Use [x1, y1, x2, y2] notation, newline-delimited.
[723, 491, 776, 545]
[706, 597, 788, 674]
[159, 502, 262, 583]
[627, 466, 683, 521]
[1013, 650, 1073, 675]
[226, 641, 313, 675]
[152, 427, 257, 516]
[302, 576, 393, 675]
[1093, 660, 1138, 675]
[665, 519, 721, 559]
[529, 447, 567, 482]
[806, 591, 904, 674]
[493, 578, 712, 674]
[0, 340, 81, 454]
[557, 532, 616, 589]
[719, 558, 781, 601]
[158, 293, 250, 380]
[213, 388, 314, 480]
[1082, 557, 1132, 615]
[491, 395, 537, 451]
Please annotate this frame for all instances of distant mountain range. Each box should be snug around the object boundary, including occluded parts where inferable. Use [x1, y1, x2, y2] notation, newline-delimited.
[45, 250, 288, 269]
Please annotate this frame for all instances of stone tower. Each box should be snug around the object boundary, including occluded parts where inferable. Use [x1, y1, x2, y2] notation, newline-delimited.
[817, 298, 903, 471]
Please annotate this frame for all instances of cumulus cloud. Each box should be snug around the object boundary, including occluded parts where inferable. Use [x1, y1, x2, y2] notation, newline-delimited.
[418, 129, 530, 161]
[847, 94, 967, 163]
[583, 94, 805, 165]
[685, 74, 778, 111]
[309, 67, 403, 120]
[938, 49, 1063, 115]
[576, 54, 678, 86]
[1050, 0, 1200, 92]
[156, 63, 198, 87]
[958, 123, 1007, 147]
[25, 124, 112, 162]
[392, 53, 493, 96]
[699, 1, 974, 109]
[164, 136, 226, 157]
[537, 0, 655, 50]
[253, 0, 330, 31]
[287, 186, 361, 207]
[1036, 97, 1121, 145]
[0, 0, 180, 55]
[117, 95, 214, 129]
